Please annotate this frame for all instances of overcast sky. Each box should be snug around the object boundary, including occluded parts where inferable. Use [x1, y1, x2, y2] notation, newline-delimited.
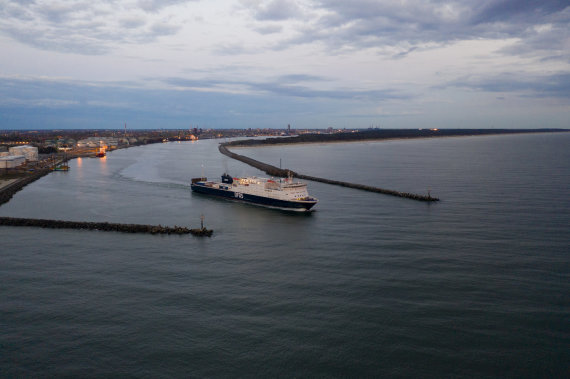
[0, 0, 568, 129]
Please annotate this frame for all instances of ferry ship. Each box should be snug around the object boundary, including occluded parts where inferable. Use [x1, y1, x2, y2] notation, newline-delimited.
[191, 173, 318, 211]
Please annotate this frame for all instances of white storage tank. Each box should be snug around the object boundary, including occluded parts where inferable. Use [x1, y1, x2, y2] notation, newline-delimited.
[9, 145, 38, 161]
[0, 155, 26, 168]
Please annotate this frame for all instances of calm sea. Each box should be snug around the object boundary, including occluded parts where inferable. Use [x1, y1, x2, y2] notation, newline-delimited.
[1, 133, 568, 377]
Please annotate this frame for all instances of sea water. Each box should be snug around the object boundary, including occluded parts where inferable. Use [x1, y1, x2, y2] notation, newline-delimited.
[1, 133, 568, 377]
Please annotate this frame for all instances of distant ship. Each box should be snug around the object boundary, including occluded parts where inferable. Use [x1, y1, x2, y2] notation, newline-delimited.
[95, 147, 106, 158]
[191, 173, 318, 211]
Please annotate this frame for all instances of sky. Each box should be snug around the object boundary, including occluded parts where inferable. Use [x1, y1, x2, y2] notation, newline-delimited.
[0, 0, 568, 130]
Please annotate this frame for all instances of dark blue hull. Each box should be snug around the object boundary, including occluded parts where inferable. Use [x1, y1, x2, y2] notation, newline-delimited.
[191, 183, 317, 211]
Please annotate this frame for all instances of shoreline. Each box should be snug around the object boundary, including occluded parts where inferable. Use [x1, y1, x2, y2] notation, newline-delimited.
[0, 146, 132, 208]
[219, 129, 566, 202]
[0, 179, 18, 191]
[227, 129, 570, 149]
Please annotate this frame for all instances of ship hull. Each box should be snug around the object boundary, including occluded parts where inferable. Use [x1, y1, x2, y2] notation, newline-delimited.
[191, 183, 317, 211]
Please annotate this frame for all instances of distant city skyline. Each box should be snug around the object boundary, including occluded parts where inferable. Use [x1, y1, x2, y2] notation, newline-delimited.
[1, 0, 569, 129]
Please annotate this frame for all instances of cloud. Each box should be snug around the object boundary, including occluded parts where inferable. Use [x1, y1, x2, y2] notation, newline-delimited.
[0, 97, 80, 108]
[277, 74, 328, 82]
[161, 75, 408, 101]
[260, 0, 569, 61]
[137, 0, 196, 12]
[120, 16, 148, 29]
[0, 0, 191, 55]
[241, 0, 303, 21]
[150, 22, 182, 36]
[1, 74, 567, 130]
[471, 0, 568, 25]
[498, 7, 570, 61]
[0, 75, 377, 129]
[253, 24, 283, 34]
[444, 72, 570, 99]
[212, 43, 260, 55]
[391, 46, 419, 59]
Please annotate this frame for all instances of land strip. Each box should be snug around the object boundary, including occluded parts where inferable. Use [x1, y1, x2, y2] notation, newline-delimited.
[223, 128, 569, 148]
[219, 129, 568, 202]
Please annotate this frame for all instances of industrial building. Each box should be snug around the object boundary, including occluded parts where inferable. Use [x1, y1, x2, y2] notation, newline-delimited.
[0, 155, 26, 169]
[8, 145, 39, 161]
[76, 137, 118, 149]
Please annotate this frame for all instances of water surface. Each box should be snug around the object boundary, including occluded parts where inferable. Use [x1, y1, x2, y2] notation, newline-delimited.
[1, 133, 568, 377]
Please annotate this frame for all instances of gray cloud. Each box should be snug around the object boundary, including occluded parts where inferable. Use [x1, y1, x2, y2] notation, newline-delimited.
[161, 75, 408, 101]
[1, 74, 567, 130]
[444, 72, 570, 99]
[150, 22, 182, 36]
[253, 24, 283, 34]
[0, 0, 192, 55]
[138, 0, 196, 12]
[498, 7, 570, 61]
[277, 74, 328, 82]
[255, 0, 569, 61]
[243, 0, 302, 21]
[120, 16, 148, 29]
[471, 0, 568, 25]
[212, 43, 260, 55]
[0, 75, 375, 129]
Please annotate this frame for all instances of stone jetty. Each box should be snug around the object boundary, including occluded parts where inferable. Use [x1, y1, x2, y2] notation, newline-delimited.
[219, 144, 439, 202]
[0, 216, 213, 236]
[1, 165, 213, 237]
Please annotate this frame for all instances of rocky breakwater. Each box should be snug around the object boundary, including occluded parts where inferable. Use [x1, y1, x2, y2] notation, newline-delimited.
[1, 159, 214, 237]
[219, 144, 439, 202]
[0, 217, 213, 236]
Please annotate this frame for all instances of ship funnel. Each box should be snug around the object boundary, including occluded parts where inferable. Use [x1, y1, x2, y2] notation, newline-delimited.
[221, 173, 233, 184]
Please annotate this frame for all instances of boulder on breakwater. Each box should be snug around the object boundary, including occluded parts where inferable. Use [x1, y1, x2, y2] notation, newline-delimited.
[0, 217, 213, 236]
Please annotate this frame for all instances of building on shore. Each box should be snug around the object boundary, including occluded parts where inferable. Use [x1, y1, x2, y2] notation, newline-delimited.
[76, 137, 119, 149]
[8, 145, 38, 161]
[0, 155, 26, 169]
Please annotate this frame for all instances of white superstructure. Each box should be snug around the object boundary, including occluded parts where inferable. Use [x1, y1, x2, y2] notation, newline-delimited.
[228, 176, 312, 201]
[192, 173, 318, 211]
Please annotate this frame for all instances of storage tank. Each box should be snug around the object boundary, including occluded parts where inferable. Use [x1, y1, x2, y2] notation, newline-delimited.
[9, 145, 38, 161]
[0, 155, 26, 168]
